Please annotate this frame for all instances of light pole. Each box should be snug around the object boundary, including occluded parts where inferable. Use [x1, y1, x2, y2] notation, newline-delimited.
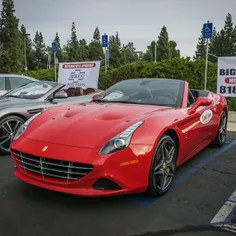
[24, 33, 30, 72]
[154, 43, 157, 62]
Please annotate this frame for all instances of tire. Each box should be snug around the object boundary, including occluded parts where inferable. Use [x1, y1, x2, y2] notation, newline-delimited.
[0, 115, 25, 155]
[211, 111, 227, 147]
[147, 134, 177, 196]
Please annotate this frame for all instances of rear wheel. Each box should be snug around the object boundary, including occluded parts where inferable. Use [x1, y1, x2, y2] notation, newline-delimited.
[212, 111, 227, 147]
[147, 134, 177, 196]
[0, 115, 25, 155]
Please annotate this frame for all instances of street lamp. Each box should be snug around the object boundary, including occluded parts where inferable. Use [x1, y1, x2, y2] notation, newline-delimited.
[24, 33, 30, 72]
[208, 53, 218, 59]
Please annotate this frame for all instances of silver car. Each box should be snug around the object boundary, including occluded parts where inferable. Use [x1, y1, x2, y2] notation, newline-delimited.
[0, 80, 102, 154]
[0, 74, 38, 96]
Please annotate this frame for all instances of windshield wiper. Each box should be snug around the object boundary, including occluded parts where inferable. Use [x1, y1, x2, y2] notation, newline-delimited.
[93, 99, 141, 105]
[5, 95, 23, 98]
[93, 98, 108, 102]
[104, 100, 141, 104]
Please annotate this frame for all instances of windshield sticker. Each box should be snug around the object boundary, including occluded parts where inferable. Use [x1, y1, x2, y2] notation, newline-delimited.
[104, 91, 124, 100]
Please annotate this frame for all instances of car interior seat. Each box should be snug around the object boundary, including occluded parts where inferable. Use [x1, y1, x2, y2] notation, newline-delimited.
[84, 88, 95, 95]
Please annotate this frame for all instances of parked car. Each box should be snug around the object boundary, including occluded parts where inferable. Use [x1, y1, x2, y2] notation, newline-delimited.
[10, 78, 228, 197]
[0, 74, 38, 96]
[0, 80, 102, 154]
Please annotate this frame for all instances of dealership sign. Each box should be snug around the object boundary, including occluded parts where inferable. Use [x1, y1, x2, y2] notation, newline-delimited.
[217, 56, 236, 97]
[58, 61, 101, 89]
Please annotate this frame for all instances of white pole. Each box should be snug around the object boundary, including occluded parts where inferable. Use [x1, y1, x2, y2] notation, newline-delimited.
[107, 49, 109, 67]
[204, 38, 209, 90]
[105, 48, 107, 73]
[154, 43, 157, 62]
[24, 36, 27, 72]
[54, 52, 57, 81]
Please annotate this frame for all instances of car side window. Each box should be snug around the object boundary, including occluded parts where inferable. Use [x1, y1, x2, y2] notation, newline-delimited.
[9, 77, 31, 90]
[0, 77, 6, 90]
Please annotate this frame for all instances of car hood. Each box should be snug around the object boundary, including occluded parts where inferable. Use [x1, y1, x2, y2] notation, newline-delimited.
[26, 102, 173, 149]
[0, 96, 36, 108]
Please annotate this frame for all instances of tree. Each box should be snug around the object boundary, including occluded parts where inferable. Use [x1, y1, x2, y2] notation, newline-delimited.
[143, 41, 156, 61]
[156, 25, 169, 61]
[54, 32, 64, 63]
[208, 27, 222, 62]
[62, 43, 69, 62]
[66, 22, 80, 61]
[88, 27, 104, 60]
[168, 40, 180, 58]
[108, 32, 122, 67]
[208, 14, 236, 61]
[121, 42, 138, 63]
[33, 31, 47, 69]
[20, 24, 35, 70]
[222, 13, 236, 56]
[194, 27, 206, 59]
[143, 26, 180, 61]
[0, 0, 24, 72]
[0, 40, 7, 57]
[79, 39, 89, 61]
[93, 27, 100, 43]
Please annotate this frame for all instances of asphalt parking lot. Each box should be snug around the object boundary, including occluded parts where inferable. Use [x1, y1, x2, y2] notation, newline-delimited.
[0, 131, 236, 236]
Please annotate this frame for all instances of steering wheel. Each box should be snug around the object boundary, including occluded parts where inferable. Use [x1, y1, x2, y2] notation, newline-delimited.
[155, 93, 176, 102]
[156, 93, 176, 103]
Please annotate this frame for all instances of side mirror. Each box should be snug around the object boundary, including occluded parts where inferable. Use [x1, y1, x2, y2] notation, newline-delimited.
[54, 90, 68, 99]
[188, 97, 212, 115]
[92, 93, 101, 100]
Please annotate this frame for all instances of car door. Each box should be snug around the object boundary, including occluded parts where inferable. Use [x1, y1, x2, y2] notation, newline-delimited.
[0, 76, 7, 95]
[178, 90, 213, 158]
[8, 77, 32, 91]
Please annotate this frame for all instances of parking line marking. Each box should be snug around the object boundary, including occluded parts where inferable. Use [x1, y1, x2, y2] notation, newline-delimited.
[210, 189, 236, 233]
[127, 140, 236, 205]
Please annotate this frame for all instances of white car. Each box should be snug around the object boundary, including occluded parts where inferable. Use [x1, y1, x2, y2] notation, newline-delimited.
[0, 74, 38, 96]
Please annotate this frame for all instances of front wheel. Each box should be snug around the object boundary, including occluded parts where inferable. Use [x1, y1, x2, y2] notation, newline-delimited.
[211, 111, 227, 147]
[147, 134, 177, 196]
[0, 115, 25, 155]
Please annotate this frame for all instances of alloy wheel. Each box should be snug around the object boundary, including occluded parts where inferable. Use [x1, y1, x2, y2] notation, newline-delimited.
[0, 118, 24, 153]
[218, 112, 227, 145]
[153, 138, 176, 193]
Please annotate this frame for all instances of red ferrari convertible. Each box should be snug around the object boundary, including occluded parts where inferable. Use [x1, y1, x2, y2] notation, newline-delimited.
[10, 78, 228, 197]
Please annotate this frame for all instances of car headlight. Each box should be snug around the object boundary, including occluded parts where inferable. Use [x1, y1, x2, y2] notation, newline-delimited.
[99, 121, 144, 156]
[13, 112, 41, 141]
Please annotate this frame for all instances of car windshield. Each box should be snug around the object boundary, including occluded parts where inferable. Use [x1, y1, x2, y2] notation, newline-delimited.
[94, 79, 184, 108]
[4, 81, 58, 99]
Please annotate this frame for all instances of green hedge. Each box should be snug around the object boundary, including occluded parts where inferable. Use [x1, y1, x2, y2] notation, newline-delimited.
[21, 58, 236, 110]
[23, 68, 56, 81]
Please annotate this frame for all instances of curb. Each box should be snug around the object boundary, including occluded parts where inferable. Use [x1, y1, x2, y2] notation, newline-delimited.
[229, 111, 236, 123]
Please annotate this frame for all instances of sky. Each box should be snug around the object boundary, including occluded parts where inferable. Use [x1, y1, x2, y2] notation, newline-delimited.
[1, 0, 236, 58]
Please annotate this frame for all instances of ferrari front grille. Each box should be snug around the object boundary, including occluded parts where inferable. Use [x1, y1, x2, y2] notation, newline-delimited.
[12, 150, 93, 182]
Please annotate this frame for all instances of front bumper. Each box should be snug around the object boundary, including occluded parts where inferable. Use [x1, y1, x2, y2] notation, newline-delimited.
[11, 136, 153, 197]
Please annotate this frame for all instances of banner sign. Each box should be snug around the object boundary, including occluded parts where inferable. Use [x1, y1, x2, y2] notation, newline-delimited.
[58, 61, 101, 89]
[217, 56, 236, 97]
